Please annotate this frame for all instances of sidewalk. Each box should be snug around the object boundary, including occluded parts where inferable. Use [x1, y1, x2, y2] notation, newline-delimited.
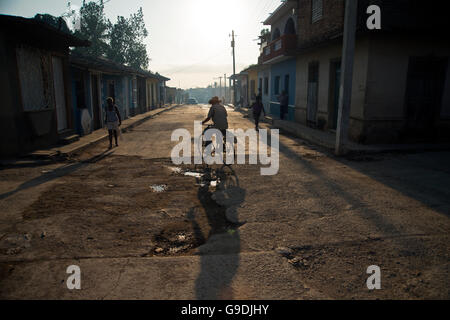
[272, 119, 450, 154]
[234, 106, 450, 154]
[29, 104, 179, 159]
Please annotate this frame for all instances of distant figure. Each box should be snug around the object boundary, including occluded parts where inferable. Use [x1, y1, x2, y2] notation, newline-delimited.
[257, 88, 262, 101]
[238, 96, 244, 108]
[278, 90, 289, 120]
[105, 97, 122, 149]
[251, 95, 266, 131]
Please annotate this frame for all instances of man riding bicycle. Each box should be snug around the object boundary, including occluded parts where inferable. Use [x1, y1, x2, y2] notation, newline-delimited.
[202, 96, 228, 132]
[202, 96, 228, 151]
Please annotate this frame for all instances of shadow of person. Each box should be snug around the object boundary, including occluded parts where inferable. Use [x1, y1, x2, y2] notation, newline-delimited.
[0, 150, 114, 201]
[192, 165, 246, 300]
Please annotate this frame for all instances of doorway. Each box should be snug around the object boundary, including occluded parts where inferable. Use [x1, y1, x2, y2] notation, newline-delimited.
[307, 62, 319, 126]
[52, 56, 68, 132]
[138, 77, 146, 114]
[328, 59, 341, 130]
[108, 80, 116, 102]
[91, 74, 101, 130]
[404, 57, 448, 141]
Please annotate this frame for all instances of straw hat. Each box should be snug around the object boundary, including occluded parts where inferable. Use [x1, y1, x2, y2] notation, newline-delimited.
[208, 96, 222, 105]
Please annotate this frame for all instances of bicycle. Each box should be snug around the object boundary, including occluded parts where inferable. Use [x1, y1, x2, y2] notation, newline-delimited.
[195, 124, 236, 185]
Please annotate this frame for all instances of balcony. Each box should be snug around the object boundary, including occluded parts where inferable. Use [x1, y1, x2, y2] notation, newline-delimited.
[259, 34, 297, 64]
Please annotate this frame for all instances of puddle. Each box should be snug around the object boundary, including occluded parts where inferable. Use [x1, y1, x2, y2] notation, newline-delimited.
[184, 171, 203, 178]
[150, 184, 168, 193]
[167, 166, 182, 174]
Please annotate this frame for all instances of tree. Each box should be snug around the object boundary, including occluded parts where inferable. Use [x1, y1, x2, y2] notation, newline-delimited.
[73, 0, 109, 57]
[107, 7, 149, 69]
[107, 16, 130, 65]
[259, 28, 271, 44]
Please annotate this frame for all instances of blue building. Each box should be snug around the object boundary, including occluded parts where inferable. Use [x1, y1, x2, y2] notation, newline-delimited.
[269, 58, 296, 121]
[259, 0, 298, 121]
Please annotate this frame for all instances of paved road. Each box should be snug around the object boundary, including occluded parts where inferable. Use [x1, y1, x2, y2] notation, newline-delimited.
[0, 105, 449, 299]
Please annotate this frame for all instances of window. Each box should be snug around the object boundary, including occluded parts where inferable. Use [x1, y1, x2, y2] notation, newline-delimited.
[16, 46, 49, 111]
[259, 78, 263, 93]
[264, 77, 269, 95]
[274, 76, 280, 95]
[74, 80, 86, 109]
[312, 0, 323, 23]
[272, 28, 281, 41]
[284, 75, 290, 94]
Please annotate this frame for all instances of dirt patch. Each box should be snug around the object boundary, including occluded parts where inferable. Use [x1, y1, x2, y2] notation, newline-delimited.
[279, 235, 450, 299]
[1, 153, 242, 261]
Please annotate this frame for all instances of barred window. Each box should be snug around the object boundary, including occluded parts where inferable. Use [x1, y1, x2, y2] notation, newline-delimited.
[312, 0, 323, 23]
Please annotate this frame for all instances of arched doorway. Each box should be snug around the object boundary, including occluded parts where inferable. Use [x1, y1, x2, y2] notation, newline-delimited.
[284, 18, 296, 35]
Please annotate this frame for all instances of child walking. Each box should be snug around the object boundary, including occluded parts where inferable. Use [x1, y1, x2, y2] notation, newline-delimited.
[105, 97, 122, 149]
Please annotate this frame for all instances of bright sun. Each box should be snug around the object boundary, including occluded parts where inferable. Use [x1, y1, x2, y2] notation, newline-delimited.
[189, 0, 237, 32]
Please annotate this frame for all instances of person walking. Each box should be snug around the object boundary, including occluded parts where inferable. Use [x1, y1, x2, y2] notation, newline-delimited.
[278, 90, 289, 120]
[105, 97, 122, 149]
[251, 95, 266, 131]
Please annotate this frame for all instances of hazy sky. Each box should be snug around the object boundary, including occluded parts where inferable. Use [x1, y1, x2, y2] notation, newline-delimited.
[0, 0, 282, 89]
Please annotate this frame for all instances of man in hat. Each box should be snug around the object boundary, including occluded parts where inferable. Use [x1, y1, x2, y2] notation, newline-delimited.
[202, 96, 229, 151]
[202, 96, 228, 133]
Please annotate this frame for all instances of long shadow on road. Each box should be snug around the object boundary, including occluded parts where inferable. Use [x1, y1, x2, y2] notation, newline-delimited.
[189, 165, 246, 300]
[264, 132, 440, 253]
[0, 150, 114, 201]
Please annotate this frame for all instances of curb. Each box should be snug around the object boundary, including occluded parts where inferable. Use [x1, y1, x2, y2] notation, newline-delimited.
[236, 109, 450, 155]
[22, 105, 180, 161]
[272, 119, 450, 155]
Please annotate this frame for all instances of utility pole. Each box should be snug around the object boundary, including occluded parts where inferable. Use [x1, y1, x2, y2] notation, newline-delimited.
[231, 30, 237, 107]
[224, 73, 227, 104]
[214, 76, 223, 99]
[335, 0, 358, 156]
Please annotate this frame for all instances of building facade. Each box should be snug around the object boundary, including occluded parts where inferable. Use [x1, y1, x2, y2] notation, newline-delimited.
[294, 0, 450, 143]
[259, 0, 298, 121]
[69, 53, 170, 137]
[0, 15, 89, 156]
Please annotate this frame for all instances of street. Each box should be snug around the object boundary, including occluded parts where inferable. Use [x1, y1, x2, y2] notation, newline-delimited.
[0, 105, 449, 299]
